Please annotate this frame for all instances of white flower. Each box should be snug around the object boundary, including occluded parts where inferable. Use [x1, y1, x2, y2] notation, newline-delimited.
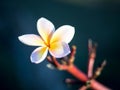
[18, 17, 75, 64]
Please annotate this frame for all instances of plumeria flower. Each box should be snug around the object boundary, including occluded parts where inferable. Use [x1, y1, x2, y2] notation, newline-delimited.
[18, 17, 75, 64]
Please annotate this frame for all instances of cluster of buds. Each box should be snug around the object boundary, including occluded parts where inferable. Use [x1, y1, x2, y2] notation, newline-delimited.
[47, 39, 110, 90]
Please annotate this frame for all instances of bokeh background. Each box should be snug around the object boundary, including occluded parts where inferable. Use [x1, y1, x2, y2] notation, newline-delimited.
[0, 0, 120, 90]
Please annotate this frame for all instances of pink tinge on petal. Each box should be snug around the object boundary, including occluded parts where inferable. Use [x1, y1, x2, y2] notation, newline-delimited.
[30, 47, 48, 64]
[37, 17, 55, 45]
[50, 25, 75, 44]
[49, 42, 70, 58]
[18, 34, 45, 46]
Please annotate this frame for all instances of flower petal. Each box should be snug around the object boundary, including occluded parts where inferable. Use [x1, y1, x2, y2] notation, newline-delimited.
[30, 47, 48, 64]
[50, 25, 75, 44]
[37, 17, 55, 44]
[49, 42, 70, 58]
[18, 34, 45, 46]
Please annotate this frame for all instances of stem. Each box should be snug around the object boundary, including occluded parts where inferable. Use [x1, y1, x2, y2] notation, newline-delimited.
[67, 65, 88, 82]
[67, 65, 111, 90]
[47, 45, 111, 90]
[88, 39, 96, 78]
[88, 56, 95, 78]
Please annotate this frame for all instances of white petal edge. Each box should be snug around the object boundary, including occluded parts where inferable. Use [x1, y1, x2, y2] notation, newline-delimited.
[37, 17, 55, 44]
[18, 34, 45, 46]
[30, 47, 48, 64]
[50, 25, 75, 44]
[49, 42, 70, 58]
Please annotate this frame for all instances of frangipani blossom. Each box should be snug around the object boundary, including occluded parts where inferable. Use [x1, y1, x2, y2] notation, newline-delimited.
[18, 17, 75, 64]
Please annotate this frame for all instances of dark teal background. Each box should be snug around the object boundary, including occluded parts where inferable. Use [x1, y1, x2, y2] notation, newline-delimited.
[0, 0, 120, 90]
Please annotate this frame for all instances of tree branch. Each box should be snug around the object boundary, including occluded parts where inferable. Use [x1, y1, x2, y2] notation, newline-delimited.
[47, 43, 111, 90]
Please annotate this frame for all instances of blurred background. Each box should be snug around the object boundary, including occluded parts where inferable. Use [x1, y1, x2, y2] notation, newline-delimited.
[0, 0, 120, 90]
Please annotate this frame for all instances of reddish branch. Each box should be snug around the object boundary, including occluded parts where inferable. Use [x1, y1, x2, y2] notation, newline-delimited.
[67, 64, 110, 90]
[47, 41, 111, 90]
[88, 39, 97, 78]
